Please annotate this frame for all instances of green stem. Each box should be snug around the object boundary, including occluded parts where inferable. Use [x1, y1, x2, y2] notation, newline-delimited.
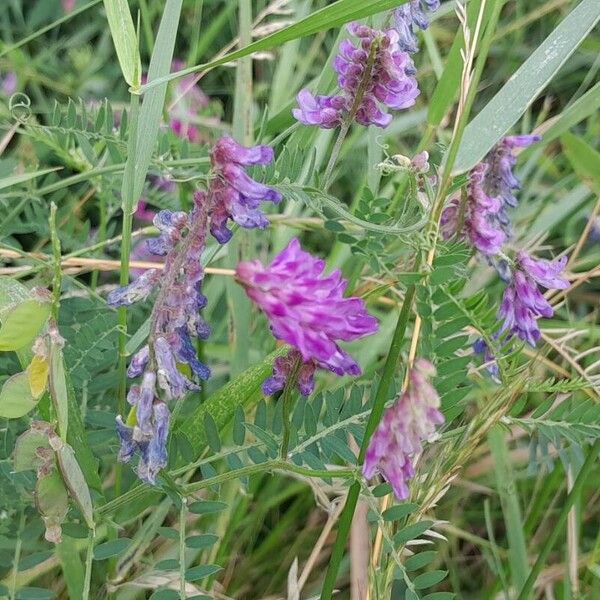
[9, 509, 25, 600]
[280, 357, 301, 460]
[117, 92, 140, 421]
[516, 440, 600, 600]
[49, 202, 62, 320]
[96, 461, 356, 516]
[179, 498, 188, 600]
[321, 284, 418, 599]
[82, 530, 95, 600]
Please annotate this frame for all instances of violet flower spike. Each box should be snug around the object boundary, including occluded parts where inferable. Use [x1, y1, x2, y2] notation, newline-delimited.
[209, 137, 282, 244]
[236, 238, 379, 396]
[441, 163, 506, 256]
[498, 251, 569, 346]
[394, 0, 441, 54]
[363, 359, 444, 500]
[293, 22, 419, 130]
[484, 134, 541, 231]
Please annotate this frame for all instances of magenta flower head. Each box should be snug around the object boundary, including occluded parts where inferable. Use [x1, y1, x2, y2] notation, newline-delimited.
[293, 22, 419, 130]
[498, 251, 569, 346]
[363, 359, 444, 500]
[209, 137, 282, 244]
[236, 238, 379, 396]
[394, 0, 440, 53]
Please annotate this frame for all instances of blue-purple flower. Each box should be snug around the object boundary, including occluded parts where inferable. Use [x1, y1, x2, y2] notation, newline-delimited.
[363, 359, 444, 500]
[209, 137, 282, 244]
[109, 136, 280, 484]
[441, 163, 507, 256]
[484, 134, 541, 233]
[236, 238, 379, 396]
[394, 0, 440, 53]
[293, 22, 419, 129]
[498, 251, 569, 346]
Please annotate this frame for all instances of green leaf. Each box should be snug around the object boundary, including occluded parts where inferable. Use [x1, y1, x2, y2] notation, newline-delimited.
[0, 299, 51, 351]
[382, 503, 418, 522]
[184, 564, 222, 581]
[36, 469, 69, 544]
[130, 0, 184, 206]
[13, 427, 52, 472]
[561, 133, 600, 195]
[404, 551, 438, 572]
[140, 0, 411, 92]
[0, 167, 62, 191]
[55, 441, 95, 529]
[15, 588, 55, 600]
[48, 345, 69, 438]
[413, 570, 448, 590]
[422, 593, 455, 600]
[150, 590, 180, 600]
[93, 538, 131, 560]
[179, 348, 286, 455]
[454, 0, 600, 173]
[394, 521, 434, 545]
[188, 501, 228, 515]
[185, 534, 219, 549]
[155, 559, 180, 571]
[203, 413, 221, 453]
[102, 0, 141, 87]
[0, 371, 38, 418]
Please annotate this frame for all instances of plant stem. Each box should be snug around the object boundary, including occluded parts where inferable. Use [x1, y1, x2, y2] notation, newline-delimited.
[179, 497, 188, 600]
[280, 357, 301, 460]
[82, 529, 95, 600]
[516, 440, 600, 600]
[321, 283, 417, 599]
[49, 202, 62, 320]
[117, 92, 140, 421]
[9, 509, 25, 600]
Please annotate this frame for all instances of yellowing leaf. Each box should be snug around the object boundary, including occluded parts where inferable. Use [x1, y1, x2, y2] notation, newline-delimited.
[27, 355, 49, 399]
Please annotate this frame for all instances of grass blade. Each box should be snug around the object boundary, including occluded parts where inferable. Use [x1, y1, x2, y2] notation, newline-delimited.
[453, 0, 600, 173]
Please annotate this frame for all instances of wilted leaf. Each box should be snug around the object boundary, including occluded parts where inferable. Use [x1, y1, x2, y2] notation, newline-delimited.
[13, 426, 52, 472]
[36, 468, 69, 544]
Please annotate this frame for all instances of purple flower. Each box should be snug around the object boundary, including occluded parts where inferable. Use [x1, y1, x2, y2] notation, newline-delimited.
[292, 90, 345, 129]
[1, 71, 17, 96]
[209, 137, 281, 243]
[473, 337, 500, 383]
[293, 23, 419, 130]
[107, 269, 162, 307]
[137, 402, 170, 485]
[236, 238, 379, 396]
[363, 359, 444, 500]
[146, 209, 188, 257]
[441, 163, 507, 256]
[484, 134, 541, 228]
[394, 0, 440, 53]
[498, 252, 569, 346]
[155, 336, 198, 400]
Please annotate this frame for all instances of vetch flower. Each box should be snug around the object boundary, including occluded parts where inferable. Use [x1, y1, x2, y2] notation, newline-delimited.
[498, 251, 569, 346]
[293, 23, 419, 130]
[394, 0, 441, 53]
[484, 134, 541, 233]
[363, 359, 444, 500]
[236, 238, 379, 396]
[111, 136, 281, 484]
[441, 163, 506, 256]
[209, 137, 282, 243]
